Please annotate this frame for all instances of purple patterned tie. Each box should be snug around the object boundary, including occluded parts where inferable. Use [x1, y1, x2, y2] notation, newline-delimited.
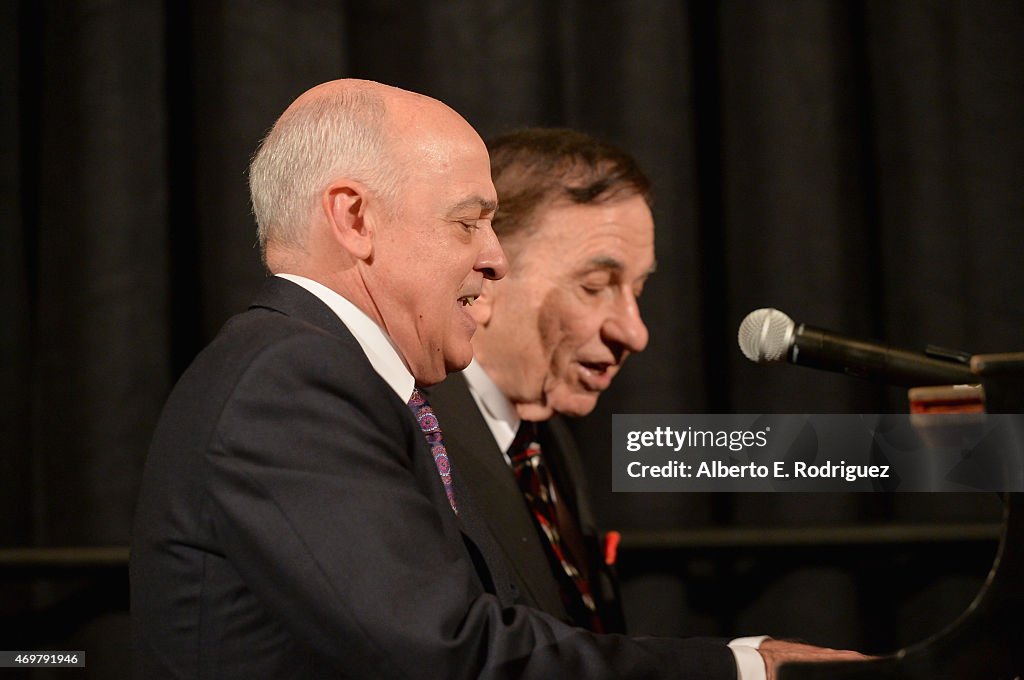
[407, 388, 458, 514]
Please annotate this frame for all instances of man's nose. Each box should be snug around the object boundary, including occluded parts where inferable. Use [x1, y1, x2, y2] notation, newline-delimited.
[603, 294, 649, 354]
[476, 225, 508, 281]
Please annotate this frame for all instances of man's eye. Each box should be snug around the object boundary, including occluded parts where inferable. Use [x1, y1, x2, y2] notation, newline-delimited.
[458, 220, 479, 230]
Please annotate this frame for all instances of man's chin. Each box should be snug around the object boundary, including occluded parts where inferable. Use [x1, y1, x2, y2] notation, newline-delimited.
[516, 402, 556, 422]
[518, 392, 598, 421]
[407, 352, 468, 387]
[442, 350, 473, 378]
[552, 392, 600, 418]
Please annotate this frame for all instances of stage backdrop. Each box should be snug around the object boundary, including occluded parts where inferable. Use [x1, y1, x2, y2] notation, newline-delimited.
[4, 0, 1022, 675]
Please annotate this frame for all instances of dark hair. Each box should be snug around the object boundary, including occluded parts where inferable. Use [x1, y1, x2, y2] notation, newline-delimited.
[486, 127, 652, 242]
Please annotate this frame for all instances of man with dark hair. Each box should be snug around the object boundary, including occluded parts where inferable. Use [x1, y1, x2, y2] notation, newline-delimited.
[426, 127, 653, 636]
[426, 127, 866, 678]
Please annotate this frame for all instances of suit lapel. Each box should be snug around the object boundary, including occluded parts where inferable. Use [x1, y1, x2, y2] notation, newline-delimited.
[424, 374, 568, 619]
[251, 277, 520, 607]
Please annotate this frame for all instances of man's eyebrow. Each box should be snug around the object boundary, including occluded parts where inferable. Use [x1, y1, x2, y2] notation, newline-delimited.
[450, 196, 498, 215]
[585, 255, 658, 276]
[587, 255, 625, 271]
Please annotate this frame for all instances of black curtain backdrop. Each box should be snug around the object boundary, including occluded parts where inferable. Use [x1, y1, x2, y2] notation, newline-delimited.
[4, 0, 1022, 674]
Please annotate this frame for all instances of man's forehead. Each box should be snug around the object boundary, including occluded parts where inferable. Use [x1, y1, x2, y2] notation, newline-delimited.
[405, 134, 495, 202]
[534, 198, 653, 246]
[396, 103, 489, 172]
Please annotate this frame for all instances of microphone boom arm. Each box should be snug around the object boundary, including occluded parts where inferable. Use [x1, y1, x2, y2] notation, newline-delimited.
[792, 324, 975, 387]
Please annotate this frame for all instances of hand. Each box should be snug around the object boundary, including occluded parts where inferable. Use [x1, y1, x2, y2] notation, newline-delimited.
[758, 639, 874, 680]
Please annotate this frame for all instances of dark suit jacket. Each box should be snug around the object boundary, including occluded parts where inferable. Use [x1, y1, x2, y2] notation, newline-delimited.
[130, 276, 735, 679]
[424, 373, 625, 633]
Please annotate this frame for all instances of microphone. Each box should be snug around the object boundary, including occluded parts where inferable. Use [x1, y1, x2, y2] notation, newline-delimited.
[738, 308, 976, 387]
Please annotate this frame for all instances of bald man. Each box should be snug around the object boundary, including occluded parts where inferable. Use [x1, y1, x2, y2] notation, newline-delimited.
[131, 80, 867, 679]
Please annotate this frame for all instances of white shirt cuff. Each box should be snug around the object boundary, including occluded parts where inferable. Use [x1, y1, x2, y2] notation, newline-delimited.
[729, 636, 769, 680]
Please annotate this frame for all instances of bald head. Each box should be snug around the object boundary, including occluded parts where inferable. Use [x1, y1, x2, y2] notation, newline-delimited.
[246, 79, 505, 385]
[248, 79, 475, 265]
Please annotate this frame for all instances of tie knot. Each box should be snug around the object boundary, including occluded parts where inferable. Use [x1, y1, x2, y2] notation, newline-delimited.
[407, 389, 440, 435]
[509, 420, 541, 466]
[407, 387, 425, 407]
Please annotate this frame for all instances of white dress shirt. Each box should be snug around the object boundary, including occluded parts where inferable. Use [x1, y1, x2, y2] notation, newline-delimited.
[462, 359, 519, 460]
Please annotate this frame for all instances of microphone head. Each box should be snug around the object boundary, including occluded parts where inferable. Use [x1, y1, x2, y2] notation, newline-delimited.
[738, 308, 796, 363]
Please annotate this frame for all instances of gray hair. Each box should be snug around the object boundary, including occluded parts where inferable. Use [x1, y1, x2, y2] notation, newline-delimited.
[249, 86, 399, 254]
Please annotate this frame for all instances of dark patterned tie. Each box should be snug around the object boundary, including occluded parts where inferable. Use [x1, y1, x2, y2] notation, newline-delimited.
[407, 388, 458, 515]
[509, 421, 602, 631]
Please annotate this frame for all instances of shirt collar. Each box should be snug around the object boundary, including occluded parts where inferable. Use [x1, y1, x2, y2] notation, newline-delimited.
[462, 359, 520, 453]
[276, 273, 415, 402]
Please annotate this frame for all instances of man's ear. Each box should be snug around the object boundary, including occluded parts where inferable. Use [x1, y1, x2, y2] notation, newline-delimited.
[468, 278, 497, 326]
[323, 180, 373, 260]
